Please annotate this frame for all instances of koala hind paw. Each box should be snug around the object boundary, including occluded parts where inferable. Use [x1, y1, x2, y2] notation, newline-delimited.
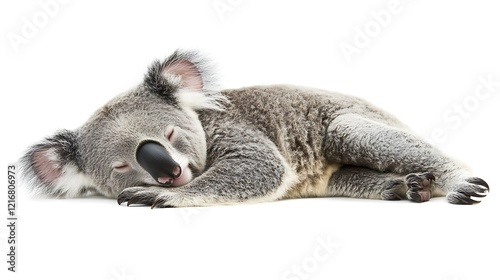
[405, 172, 435, 203]
[447, 177, 489, 205]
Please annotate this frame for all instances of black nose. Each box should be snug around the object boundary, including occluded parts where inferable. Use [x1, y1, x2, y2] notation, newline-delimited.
[136, 141, 181, 185]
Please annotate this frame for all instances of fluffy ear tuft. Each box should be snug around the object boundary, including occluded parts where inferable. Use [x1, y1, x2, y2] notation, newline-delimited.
[20, 130, 94, 198]
[143, 49, 227, 110]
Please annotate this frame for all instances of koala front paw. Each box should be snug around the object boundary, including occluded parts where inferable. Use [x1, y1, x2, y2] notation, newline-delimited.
[117, 186, 177, 208]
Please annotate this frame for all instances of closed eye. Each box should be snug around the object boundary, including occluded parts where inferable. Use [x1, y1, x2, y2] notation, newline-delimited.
[112, 161, 131, 172]
[165, 126, 177, 142]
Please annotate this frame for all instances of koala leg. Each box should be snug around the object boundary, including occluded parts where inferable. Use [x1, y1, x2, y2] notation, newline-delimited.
[328, 166, 439, 202]
[324, 114, 489, 204]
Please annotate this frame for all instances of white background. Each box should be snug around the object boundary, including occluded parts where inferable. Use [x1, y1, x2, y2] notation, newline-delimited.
[1, 0, 499, 279]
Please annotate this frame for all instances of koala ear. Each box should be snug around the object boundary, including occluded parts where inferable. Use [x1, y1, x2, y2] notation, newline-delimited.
[20, 130, 94, 198]
[143, 49, 226, 110]
[160, 50, 204, 91]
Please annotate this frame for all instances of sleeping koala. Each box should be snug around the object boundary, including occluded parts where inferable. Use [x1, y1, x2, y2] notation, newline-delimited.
[21, 50, 489, 207]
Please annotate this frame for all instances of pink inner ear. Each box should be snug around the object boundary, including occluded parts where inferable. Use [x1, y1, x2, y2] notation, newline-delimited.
[32, 149, 62, 186]
[163, 60, 203, 91]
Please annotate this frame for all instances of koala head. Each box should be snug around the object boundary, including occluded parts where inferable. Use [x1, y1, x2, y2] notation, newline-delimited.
[21, 50, 226, 198]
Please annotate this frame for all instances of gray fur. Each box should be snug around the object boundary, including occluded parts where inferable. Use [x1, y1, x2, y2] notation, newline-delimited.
[20, 50, 489, 207]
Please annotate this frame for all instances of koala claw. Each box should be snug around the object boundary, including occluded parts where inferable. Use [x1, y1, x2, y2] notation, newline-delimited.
[117, 186, 175, 208]
[447, 177, 490, 205]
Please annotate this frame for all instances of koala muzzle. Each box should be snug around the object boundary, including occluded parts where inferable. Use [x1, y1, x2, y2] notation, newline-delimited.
[136, 141, 181, 186]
